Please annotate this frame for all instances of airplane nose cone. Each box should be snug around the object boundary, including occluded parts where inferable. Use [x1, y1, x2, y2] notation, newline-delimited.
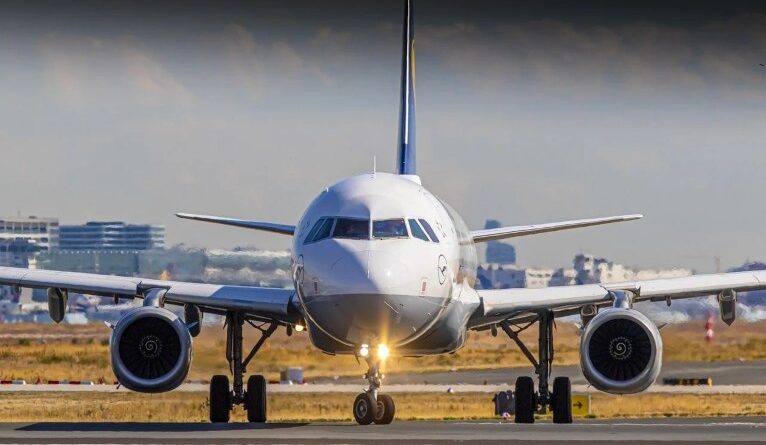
[330, 249, 409, 294]
[299, 242, 441, 346]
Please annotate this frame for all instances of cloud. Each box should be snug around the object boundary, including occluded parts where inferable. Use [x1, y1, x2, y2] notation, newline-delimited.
[313, 27, 352, 47]
[123, 48, 192, 104]
[39, 34, 192, 108]
[212, 24, 267, 98]
[271, 40, 334, 87]
[418, 14, 766, 102]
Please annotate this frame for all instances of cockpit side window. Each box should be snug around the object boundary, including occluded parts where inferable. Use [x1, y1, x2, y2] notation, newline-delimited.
[333, 218, 370, 239]
[303, 218, 325, 244]
[304, 218, 335, 244]
[408, 219, 430, 242]
[312, 218, 335, 242]
[418, 219, 440, 243]
[373, 219, 408, 239]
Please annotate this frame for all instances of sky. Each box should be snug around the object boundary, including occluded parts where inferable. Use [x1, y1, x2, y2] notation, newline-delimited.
[0, 0, 764, 273]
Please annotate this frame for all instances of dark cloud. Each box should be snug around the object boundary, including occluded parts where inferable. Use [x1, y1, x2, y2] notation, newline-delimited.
[0, 0, 764, 272]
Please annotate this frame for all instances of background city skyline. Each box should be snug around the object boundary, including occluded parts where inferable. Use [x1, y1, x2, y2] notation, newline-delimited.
[1, 1, 765, 272]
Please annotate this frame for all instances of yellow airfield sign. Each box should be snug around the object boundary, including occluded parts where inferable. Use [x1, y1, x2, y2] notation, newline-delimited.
[571, 394, 591, 416]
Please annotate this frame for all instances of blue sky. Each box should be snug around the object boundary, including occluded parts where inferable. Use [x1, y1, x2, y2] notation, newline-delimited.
[0, 1, 764, 272]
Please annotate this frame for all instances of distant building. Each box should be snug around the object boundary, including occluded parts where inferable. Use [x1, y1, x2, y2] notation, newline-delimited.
[549, 267, 577, 286]
[483, 219, 516, 264]
[39, 250, 141, 276]
[0, 216, 59, 252]
[0, 216, 59, 300]
[574, 253, 691, 284]
[58, 221, 165, 251]
[574, 254, 633, 284]
[477, 264, 556, 289]
[728, 261, 766, 306]
[478, 253, 692, 290]
[0, 239, 41, 300]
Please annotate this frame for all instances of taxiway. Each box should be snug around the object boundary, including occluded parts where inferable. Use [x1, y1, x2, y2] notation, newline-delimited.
[0, 418, 764, 444]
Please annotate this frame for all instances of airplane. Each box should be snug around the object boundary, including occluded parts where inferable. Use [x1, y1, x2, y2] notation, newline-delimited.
[1, 0, 765, 426]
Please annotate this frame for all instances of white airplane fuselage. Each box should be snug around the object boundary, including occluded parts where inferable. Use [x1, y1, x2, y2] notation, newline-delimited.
[292, 172, 481, 356]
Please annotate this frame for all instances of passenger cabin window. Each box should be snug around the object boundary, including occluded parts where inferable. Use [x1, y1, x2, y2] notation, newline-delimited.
[304, 217, 335, 244]
[408, 219, 430, 242]
[333, 218, 369, 239]
[418, 219, 440, 243]
[373, 219, 408, 239]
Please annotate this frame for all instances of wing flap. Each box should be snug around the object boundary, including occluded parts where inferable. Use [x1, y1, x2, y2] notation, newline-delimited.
[471, 214, 643, 243]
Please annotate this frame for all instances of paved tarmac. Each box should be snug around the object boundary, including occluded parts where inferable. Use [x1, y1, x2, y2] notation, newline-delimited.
[0, 418, 765, 444]
[315, 360, 766, 386]
[3, 360, 766, 395]
[5, 382, 766, 395]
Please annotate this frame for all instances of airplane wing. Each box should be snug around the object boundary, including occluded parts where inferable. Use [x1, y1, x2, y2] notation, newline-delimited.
[175, 213, 295, 236]
[470, 214, 643, 243]
[471, 270, 766, 329]
[0, 266, 298, 322]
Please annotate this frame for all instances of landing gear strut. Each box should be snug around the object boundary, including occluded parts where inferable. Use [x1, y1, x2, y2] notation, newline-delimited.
[501, 310, 572, 424]
[353, 353, 395, 425]
[210, 311, 277, 423]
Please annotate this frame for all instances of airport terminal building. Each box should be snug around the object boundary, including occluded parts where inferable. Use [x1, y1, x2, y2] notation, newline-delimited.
[58, 221, 165, 251]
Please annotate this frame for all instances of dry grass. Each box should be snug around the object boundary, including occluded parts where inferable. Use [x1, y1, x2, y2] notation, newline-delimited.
[2, 320, 766, 382]
[1, 392, 765, 422]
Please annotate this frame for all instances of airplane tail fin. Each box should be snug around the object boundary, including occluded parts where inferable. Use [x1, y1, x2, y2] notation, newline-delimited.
[396, 0, 416, 175]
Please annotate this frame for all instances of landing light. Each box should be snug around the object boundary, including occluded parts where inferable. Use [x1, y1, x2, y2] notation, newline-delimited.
[359, 344, 370, 358]
[377, 344, 390, 361]
[294, 323, 305, 332]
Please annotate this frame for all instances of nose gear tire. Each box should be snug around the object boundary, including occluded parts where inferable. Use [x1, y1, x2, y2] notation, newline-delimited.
[373, 394, 395, 424]
[353, 392, 377, 425]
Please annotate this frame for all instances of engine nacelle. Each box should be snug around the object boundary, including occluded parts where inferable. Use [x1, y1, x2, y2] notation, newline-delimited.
[110, 306, 192, 393]
[580, 308, 662, 394]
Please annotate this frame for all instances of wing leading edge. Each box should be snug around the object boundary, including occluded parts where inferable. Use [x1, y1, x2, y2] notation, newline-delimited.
[175, 213, 295, 236]
[471, 214, 643, 243]
[472, 269, 766, 329]
[0, 266, 297, 321]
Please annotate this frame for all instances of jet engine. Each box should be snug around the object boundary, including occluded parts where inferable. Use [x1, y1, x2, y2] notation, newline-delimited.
[580, 308, 662, 394]
[110, 306, 192, 393]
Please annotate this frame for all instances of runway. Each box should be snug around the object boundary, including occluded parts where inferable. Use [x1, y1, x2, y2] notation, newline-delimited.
[5, 382, 766, 395]
[4, 360, 764, 395]
[1, 418, 764, 444]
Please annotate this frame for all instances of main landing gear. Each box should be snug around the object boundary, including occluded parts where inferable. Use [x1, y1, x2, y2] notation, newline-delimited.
[209, 311, 278, 423]
[353, 347, 396, 425]
[500, 310, 572, 424]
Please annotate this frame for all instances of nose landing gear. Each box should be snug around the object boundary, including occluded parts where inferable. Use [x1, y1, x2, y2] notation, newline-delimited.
[353, 350, 395, 425]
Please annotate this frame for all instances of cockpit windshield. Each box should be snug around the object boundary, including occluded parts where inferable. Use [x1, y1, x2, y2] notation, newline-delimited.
[372, 219, 408, 239]
[305, 216, 437, 242]
[332, 218, 369, 239]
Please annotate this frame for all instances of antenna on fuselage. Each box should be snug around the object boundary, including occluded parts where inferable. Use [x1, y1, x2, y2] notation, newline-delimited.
[373, 156, 377, 176]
